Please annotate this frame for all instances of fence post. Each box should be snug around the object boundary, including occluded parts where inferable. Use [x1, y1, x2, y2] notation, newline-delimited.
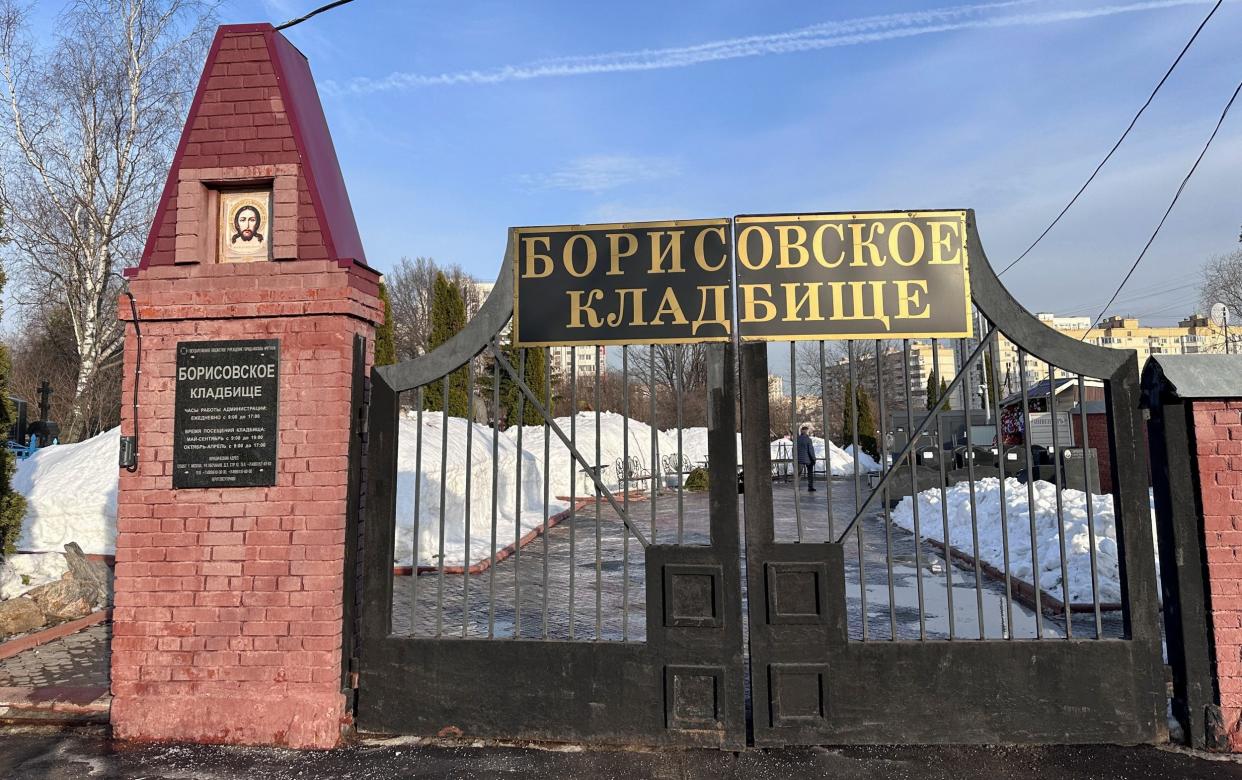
[110, 23, 382, 749]
[1143, 354, 1242, 751]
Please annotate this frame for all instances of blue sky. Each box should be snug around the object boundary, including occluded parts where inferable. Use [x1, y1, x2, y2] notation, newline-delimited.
[221, 1, 1235, 323]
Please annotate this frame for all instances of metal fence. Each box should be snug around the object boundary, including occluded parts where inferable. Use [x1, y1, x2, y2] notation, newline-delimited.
[390, 339, 725, 642]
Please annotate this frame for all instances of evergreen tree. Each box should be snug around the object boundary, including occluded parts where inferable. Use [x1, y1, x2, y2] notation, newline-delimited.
[375, 281, 396, 367]
[496, 344, 549, 427]
[855, 383, 880, 460]
[938, 377, 950, 412]
[0, 266, 27, 561]
[423, 273, 469, 416]
[841, 381, 880, 460]
[925, 369, 939, 411]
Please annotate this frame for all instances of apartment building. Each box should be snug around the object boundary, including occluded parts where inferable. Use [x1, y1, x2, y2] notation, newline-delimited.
[475, 281, 605, 378]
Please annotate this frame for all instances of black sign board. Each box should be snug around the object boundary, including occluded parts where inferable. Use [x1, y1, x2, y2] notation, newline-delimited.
[734, 211, 972, 341]
[173, 339, 279, 489]
[513, 219, 733, 347]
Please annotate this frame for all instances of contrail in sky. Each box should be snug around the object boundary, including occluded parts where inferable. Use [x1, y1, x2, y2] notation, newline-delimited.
[327, 0, 1216, 95]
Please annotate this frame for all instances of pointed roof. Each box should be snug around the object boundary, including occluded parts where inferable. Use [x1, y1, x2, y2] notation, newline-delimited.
[133, 23, 367, 274]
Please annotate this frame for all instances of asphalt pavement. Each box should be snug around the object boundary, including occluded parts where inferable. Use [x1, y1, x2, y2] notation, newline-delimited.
[2, 729, 1241, 780]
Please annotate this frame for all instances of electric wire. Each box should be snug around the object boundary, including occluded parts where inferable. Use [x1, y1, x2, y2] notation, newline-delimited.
[999, 0, 1223, 276]
[276, 0, 359, 31]
[1084, 77, 1242, 339]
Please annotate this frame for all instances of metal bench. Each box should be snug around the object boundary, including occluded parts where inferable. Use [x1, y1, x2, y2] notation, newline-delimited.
[614, 455, 651, 491]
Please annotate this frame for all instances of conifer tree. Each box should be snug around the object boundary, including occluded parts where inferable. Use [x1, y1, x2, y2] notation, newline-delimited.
[423, 273, 469, 416]
[925, 369, 939, 411]
[855, 383, 880, 460]
[0, 265, 27, 560]
[841, 381, 880, 460]
[375, 281, 396, 367]
[494, 344, 549, 427]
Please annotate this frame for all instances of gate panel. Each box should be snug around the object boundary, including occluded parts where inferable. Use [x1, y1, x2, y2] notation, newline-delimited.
[357, 241, 745, 747]
[742, 214, 1166, 745]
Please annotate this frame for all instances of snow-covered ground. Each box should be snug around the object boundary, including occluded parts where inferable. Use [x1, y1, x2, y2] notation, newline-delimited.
[0, 551, 69, 600]
[12, 428, 118, 557]
[11, 420, 882, 571]
[393, 413, 570, 569]
[891, 478, 1157, 605]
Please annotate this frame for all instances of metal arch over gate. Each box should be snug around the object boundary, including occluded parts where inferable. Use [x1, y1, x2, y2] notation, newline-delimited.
[355, 211, 1165, 748]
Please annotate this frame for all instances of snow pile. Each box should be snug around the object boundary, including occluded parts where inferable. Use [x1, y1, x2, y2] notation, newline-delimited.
[504, 413, 667, 496]
[395, 413, 569, 568]
[891, 478, 1156, 605]
[769, 436, 880, 476]
[0, 552, 69, 600]
[844, 445, 881, 472]
[10, 419, 883, 572]
[13, 428, 118, 556]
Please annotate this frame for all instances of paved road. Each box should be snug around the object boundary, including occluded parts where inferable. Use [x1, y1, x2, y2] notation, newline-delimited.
[1, 730, 1238, 779]
[394, 479, 1123, 642]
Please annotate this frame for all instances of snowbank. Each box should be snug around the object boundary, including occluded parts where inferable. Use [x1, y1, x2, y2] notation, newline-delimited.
[769, 436, 880, 476]
[0, 552, 69, 600]
[13, 428, 118, 556]
[891, 478, 1156, 605]
[11, 419, 882, 572]
[395, 413, 569, 568]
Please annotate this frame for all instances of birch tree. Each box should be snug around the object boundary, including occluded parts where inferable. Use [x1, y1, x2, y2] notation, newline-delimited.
[0, 0, 212, 440]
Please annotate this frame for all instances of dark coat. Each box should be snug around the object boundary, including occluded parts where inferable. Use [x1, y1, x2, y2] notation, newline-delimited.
[796, 432, 816, 465]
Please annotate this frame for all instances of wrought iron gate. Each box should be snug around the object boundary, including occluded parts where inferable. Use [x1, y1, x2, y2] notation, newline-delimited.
[740, 217, 1163, 744]
[357, 233, 747, 748]
[355, 215, 1165, 747]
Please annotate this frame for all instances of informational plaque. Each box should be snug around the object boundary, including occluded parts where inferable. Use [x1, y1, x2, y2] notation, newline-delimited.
[173, 339, 279, 488]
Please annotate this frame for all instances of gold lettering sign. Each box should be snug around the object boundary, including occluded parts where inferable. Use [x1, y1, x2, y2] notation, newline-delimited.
[513, 219, 734, 347]
[733, 211, 973, 341]
[511, 211, 974, 346]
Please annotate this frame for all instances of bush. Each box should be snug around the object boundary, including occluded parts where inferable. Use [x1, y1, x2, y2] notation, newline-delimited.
[0, 343, 25, 561]
[684, 467, 710, 492]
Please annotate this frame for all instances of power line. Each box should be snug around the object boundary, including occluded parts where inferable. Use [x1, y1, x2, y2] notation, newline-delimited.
[1058, 280, 1199, 316]
[998, 0, 1223, 277]
[276, 0, 359, 31]
[1083, 77, 1242, 339]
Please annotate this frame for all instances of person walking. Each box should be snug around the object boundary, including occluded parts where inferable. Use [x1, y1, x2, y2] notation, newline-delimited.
[797, 424, 817, 492]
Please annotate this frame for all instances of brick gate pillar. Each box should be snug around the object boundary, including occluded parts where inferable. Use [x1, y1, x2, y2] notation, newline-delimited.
[110, 23, 381, 749]
[1143, 355, 1242, 751]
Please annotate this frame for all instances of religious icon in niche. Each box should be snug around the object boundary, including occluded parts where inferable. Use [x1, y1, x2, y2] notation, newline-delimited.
[218, 190, 272, 263]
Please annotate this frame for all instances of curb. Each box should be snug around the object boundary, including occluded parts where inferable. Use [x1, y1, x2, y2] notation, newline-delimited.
[925, 539, 1122, 616]
[0, 685, 111, 724]
[0, 609, 112, 662]
[394, 492, 650, 577]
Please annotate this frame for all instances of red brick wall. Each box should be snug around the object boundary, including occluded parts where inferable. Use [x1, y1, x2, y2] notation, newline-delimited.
[110, 261, 380, 749]
[1192, 399, 1242, 750]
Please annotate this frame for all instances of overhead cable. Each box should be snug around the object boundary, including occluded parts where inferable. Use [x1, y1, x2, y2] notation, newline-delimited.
[999, 0, 1223, 276]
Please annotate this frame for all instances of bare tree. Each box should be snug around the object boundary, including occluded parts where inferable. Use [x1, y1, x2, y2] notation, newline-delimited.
[385, 256, 481, 361]
[1200, 249, 1242, 325]
[792, 339, 911, 443]
[0, 0, 212, 440]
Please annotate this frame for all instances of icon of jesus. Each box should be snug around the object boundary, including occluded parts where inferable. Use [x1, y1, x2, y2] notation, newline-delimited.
[219, 191, 272, 263]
